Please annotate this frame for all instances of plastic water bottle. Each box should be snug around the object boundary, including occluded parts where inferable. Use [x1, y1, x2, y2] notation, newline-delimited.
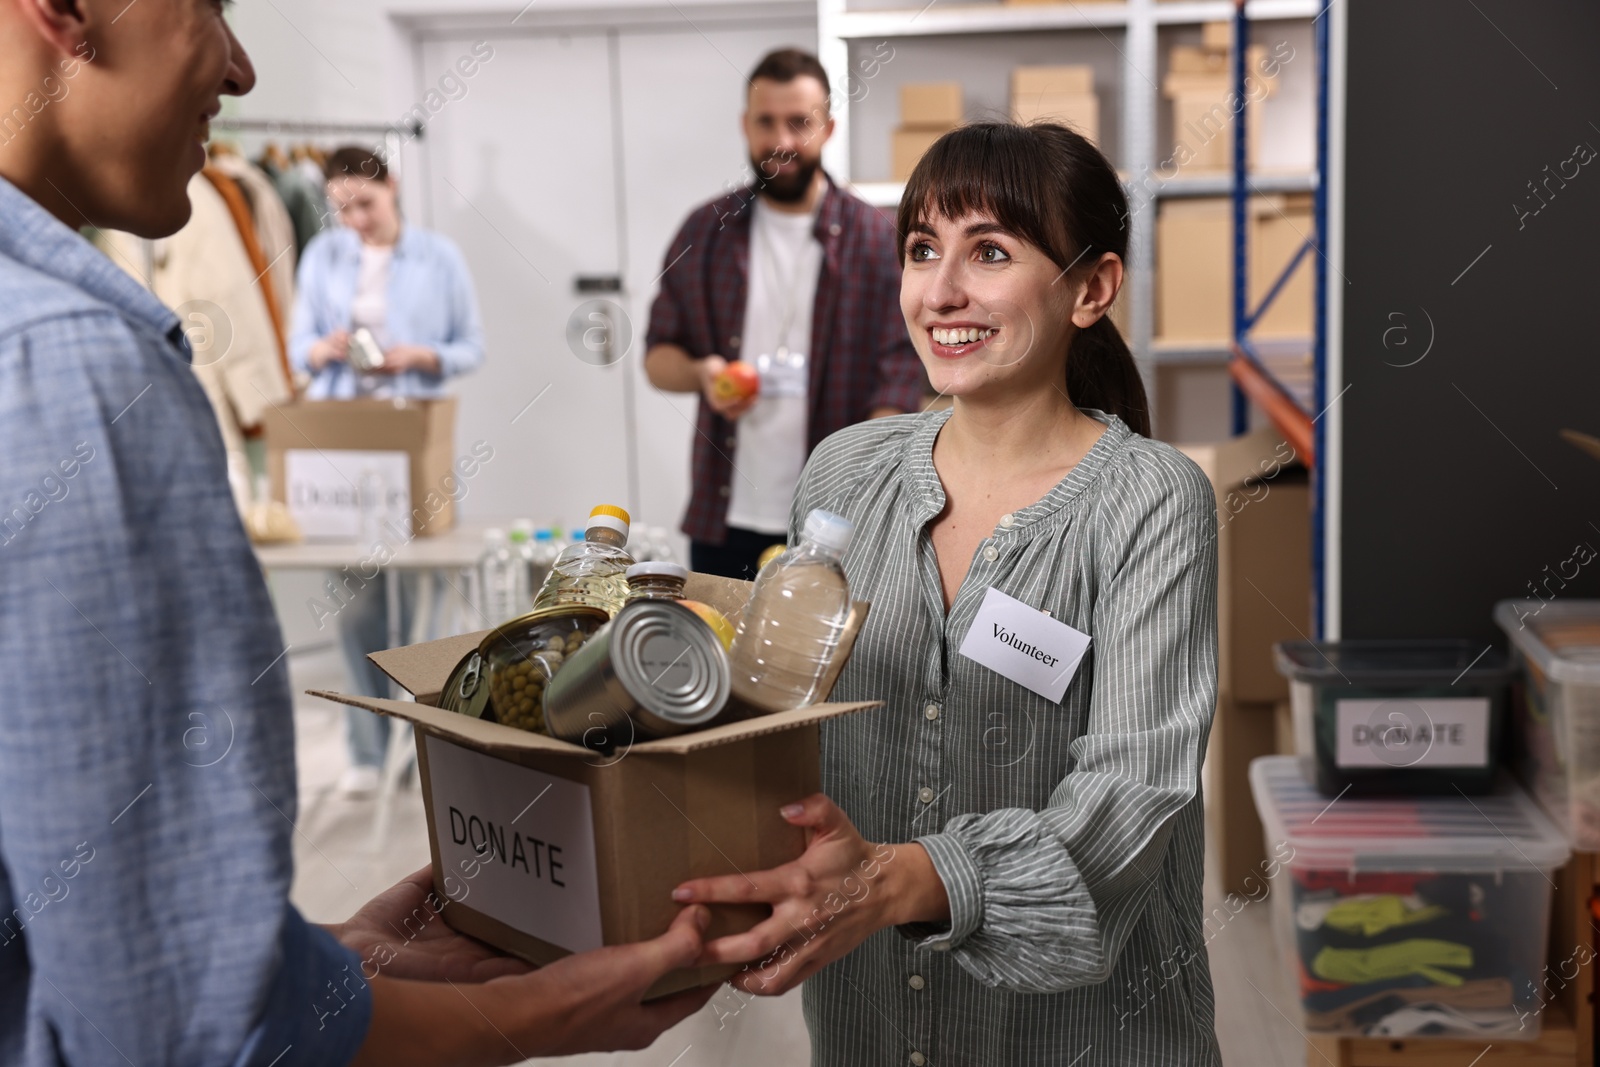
[728, 509, 854, 713]
[510, 519, 540, 615]
[479, 527, 525, 625]
[529, 527, 560, 595]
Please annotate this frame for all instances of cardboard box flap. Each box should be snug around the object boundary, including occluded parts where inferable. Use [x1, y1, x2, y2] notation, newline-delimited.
[309, 688, 883, 757]
[370, 631, 486, 707]
[1178, 426, 1294, 492]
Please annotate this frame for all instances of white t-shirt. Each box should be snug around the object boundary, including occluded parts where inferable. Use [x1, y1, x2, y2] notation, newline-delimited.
[725, 199, 822, 535]
[351, 243, 392, 340]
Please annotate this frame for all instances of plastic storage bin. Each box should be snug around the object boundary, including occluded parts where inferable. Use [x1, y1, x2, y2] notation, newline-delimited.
[1495, 599, 1600, 850]
[1273, 640, 1511, 797]
[1250, 755, 1569, 1041]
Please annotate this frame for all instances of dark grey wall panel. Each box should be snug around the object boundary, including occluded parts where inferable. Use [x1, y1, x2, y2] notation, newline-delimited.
[1341, 0, 1600, 643]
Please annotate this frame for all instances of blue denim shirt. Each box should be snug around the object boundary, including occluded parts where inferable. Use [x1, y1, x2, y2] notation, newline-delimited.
[0, 175, 370, 1065]
[289, 224, 484, 398]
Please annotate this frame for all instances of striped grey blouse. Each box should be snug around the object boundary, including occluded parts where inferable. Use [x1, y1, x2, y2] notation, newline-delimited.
[788, 407, 1221, 1066]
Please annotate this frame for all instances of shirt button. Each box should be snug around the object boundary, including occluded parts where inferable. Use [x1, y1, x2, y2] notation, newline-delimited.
[999, 513, 1015, 529]
[729, 335, 741, 348]
[910, 1053, 926, 1066]
[719, 486, 730, 498]
[982, 545, 999, 562]
[923, 703, 940, 721]
[908, 974, 926, 990]
[917, 786, 935, 804]
[931, 941, 951, 951]
[829, 223, 842, 237]
[725, 436, 735, 448]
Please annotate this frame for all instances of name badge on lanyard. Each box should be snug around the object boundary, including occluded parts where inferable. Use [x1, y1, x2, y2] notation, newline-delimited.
[958, 587, 1092, 703]
[755, 346, 807, 398]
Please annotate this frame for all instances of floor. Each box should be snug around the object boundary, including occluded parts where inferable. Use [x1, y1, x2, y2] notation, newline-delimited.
[285, 642, 1305, 1067]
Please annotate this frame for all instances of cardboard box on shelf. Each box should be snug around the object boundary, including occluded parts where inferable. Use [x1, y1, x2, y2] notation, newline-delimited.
[1200, 20, 1231, 50]
[1155, 194, 1314, 344]
[1163, 44, 1272, 172]
[892, 127, 948, 182]
[1180, 428, 1310, 895]
[261, 397, 460, 540]
[312, 573, 882, 999]
[900, 82, 963, 129]
[1011, 64, 1093, 99]
[1012, 91, 1100, 144]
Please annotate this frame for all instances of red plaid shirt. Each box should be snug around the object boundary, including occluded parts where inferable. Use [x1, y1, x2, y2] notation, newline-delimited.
[645, 177, 925, 545]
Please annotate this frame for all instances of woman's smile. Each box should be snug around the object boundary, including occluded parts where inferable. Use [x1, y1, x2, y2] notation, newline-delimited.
[928, 322, 1001, 359]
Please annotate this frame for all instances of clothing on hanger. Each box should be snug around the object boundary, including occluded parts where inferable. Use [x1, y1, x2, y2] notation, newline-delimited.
[96, 172, 290, 514]
[210, 151, 298, 333]
[259, 153, 326, 256]
[202, 167, 292, 393]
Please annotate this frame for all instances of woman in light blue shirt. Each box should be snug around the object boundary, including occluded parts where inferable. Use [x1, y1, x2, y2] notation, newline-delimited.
[289, 146, 484, 398]
[289, 145, 485, 791]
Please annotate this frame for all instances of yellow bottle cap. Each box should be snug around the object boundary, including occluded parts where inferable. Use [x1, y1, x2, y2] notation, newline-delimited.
[590, 504, 630, 525]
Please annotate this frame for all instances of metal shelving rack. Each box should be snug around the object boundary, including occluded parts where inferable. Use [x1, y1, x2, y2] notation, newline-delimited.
[1227, 0, 1328, 634]
[816, 0, 1321, 436]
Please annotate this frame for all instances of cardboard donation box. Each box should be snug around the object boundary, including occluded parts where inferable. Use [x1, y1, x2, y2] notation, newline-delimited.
[1163, 39, 1275, 173]
[261, 397, 459, 539]
[311, 573, 881, 997]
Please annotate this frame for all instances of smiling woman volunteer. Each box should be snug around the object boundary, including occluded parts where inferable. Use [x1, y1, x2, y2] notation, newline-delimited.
[289, 145, 485, 793]
[673, 122, 1221, 1065]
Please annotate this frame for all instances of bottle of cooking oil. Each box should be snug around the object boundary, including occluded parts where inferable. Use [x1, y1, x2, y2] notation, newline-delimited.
[532, 504, 635, 616]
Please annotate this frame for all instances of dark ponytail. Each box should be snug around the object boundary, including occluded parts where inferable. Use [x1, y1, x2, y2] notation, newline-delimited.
[898, 121, 1150, 437]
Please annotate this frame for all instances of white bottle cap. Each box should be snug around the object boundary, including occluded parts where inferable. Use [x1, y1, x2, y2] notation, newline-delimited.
[803, 509, 853, 553]
[484, 526, 506, 543]
[626, 561, 688, 581]
[512, 518, 535, 536]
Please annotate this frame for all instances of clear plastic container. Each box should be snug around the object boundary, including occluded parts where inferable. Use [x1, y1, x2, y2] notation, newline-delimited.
[479, 527, 526, 626]
[1250, 755, 1568, 1041]
[625, 561, 688, 601]
[728, 509, 853, 714]
[1273, 640, 1511, 797]
[532, 504, 636, 617]
[1495, 599, 1600, 849]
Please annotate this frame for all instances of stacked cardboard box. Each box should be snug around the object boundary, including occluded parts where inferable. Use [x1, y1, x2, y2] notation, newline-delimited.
[1010, 65, 1099, 145]
[1155, 193, 1314, 343]
[1163, 23, 1276, 173]
[1178, 429, 1310, 897]
[892, 82, 963, 182]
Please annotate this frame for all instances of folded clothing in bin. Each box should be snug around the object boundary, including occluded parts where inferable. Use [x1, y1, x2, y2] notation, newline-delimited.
[1251, 756, 1569, 1040]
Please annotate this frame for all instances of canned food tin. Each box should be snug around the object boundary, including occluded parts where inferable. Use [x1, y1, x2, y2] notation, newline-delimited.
[544, 599, 730, 747]
[438, 605, 609, 733]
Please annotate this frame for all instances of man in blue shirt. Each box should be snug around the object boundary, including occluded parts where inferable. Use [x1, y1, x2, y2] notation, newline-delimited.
[0, 3, 712, 1065]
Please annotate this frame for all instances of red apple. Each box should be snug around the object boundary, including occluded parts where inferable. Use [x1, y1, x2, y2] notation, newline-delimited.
[712, 361, 760, 404]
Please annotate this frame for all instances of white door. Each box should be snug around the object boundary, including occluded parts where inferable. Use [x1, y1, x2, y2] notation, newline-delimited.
[418, 32, 631, 536]
[418, 14, 816, 557]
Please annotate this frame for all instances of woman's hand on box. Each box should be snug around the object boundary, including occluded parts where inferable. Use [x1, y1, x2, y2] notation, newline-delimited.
[669, 794, 950, 996]
[330, 865, 532, 983]
[308, 329, 350, 370]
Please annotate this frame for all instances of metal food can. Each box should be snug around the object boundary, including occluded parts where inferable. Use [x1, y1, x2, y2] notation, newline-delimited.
[544, 599, 730, 748]
[438, 605, 609, 732]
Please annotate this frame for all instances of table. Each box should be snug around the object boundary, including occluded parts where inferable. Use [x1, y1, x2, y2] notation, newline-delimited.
[255, 519, 509, 847]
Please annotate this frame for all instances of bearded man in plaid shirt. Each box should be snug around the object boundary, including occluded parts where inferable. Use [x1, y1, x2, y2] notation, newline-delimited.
[645, 47, 924, 580]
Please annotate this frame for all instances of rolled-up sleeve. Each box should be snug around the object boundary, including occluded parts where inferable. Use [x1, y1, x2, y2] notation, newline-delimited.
[0, 315, 371, 1065]
[908, 461, 1219, 993]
